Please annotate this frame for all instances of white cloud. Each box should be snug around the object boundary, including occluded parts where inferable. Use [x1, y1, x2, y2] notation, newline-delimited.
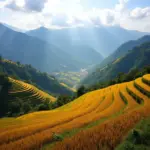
[6, 0, 47, 12]
[0, 0, 150, 32]
[130, 7, 150, 19]
[51, 13, 70, 27]
[115, 0, 129, 12]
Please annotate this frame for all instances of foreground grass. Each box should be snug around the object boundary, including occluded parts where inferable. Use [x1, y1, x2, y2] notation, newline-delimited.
[116, 116, 150, 150]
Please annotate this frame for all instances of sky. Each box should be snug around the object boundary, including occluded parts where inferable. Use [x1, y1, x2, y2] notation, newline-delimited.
[0, 0, 150, 32]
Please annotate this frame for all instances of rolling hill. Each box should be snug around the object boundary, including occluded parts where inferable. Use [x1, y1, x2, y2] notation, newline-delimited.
[99, 35, 150, 68]
[0, 74, 56, 117]
[27, 26, 148, 57]
[0, 74, 149, 150]
[82, 41, 150, 86]
[0, 23, 88, 73]
[0, 58, 74, 96]
[8, 77, 56, 115]
[9, 77, 56, 102]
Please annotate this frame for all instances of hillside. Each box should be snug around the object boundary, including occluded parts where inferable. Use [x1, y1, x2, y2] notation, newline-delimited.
[0, 24, 87, 73]
[0, 58, 73, 96]
[99, 35, 150, 68]
[8, 78, 56, 115]
[0, 74, 56, 117]
[9, 78, 56, 101]
[27, 26, 148, 57]
[0, 74, 149, 150]
[82, 41, 150, 86]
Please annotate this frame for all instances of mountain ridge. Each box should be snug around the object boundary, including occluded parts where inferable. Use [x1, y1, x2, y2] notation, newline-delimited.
[99, 35, 150, 68]
[0, 23, 88, 73]
[27, 26, 149, 57]
[82, 41, 150, 85]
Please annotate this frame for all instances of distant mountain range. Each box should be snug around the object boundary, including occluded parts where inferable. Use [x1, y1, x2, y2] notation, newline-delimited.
[0, 24, 103, 72]
[27, 26, 149, 57]
[82, 39, 150, 85]
[0, 23, 149, 74]
[2, 23, 27, 32]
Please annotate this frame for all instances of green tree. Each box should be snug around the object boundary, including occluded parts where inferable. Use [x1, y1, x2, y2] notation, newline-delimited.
[0, 55, 2, 61]
[16, 61, 20, 65]
[0, 73, 12, 117]
[22, 102, 31, 113]
[77, 85, 86, 97]
[37, 99, 51, 111]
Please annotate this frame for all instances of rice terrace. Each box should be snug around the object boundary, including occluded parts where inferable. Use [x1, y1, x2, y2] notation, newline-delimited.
[0, 74, 149, 150]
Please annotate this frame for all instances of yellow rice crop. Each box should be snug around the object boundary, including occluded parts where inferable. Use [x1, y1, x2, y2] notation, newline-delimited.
[135, 77, 150, 92]
[9, 78, 56, 102]
[0, 74, 149, 150]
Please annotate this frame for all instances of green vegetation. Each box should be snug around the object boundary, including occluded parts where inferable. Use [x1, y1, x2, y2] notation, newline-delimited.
[99, 35, 150, 69]
[0, 74, 56, 117]
[83, 41, 150, 86]
[52, 72, 81, 88]
[0, 58, 73, 96]
[84, 66, 150, 93]
[116, 116, 150, 150]
[0, 73, 12, 117]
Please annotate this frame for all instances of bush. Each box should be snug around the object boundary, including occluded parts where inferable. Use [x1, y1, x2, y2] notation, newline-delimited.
[52, 133, 63, 141]
[37, 99, 51, 111]
[22, 102, 32, 113]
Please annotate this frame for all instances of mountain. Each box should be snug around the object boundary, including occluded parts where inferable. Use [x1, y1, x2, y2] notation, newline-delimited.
[2, 23, 26, 32]
[0, 58, 74, 96]
[82, 41, 150, 86]
[27, 26, 148, 57]
[0, 23, 90, 73]
[27, 27, 104, 65]
[99, 35, 150, 68]
[68, 45, 103, 65]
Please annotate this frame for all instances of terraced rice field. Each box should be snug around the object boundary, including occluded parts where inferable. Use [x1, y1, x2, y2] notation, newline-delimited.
[0, 74, 150, 150]
[1, 59, 19, 66]
[9, 78, 56, 102]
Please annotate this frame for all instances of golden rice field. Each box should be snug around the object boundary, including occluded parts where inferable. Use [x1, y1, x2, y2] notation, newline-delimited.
[0, 74, 150, 150]
[1, 59, 19, 66]
[9, 78, 56, 102]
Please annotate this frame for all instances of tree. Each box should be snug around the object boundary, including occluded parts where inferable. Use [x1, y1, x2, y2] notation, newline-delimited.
[0, 55, 2, 61]
[22, 102, 31, 113]
[77, 85, 86, 97]
[37, 99, 51, 111]
[16, 61, 20, 65]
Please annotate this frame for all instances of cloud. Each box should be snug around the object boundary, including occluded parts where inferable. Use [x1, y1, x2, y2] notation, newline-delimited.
[6, 0, 20, 11]
[25, 0, 47, 12]
[100, 9, 116, 25]
[6, 0, 47, 12]
[51, 13, 70, 27]
[130, 7, 150, 19]
[1, 0, 150, 32]
[115, 0, 129, 12]
[89, 16, 101, 26]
